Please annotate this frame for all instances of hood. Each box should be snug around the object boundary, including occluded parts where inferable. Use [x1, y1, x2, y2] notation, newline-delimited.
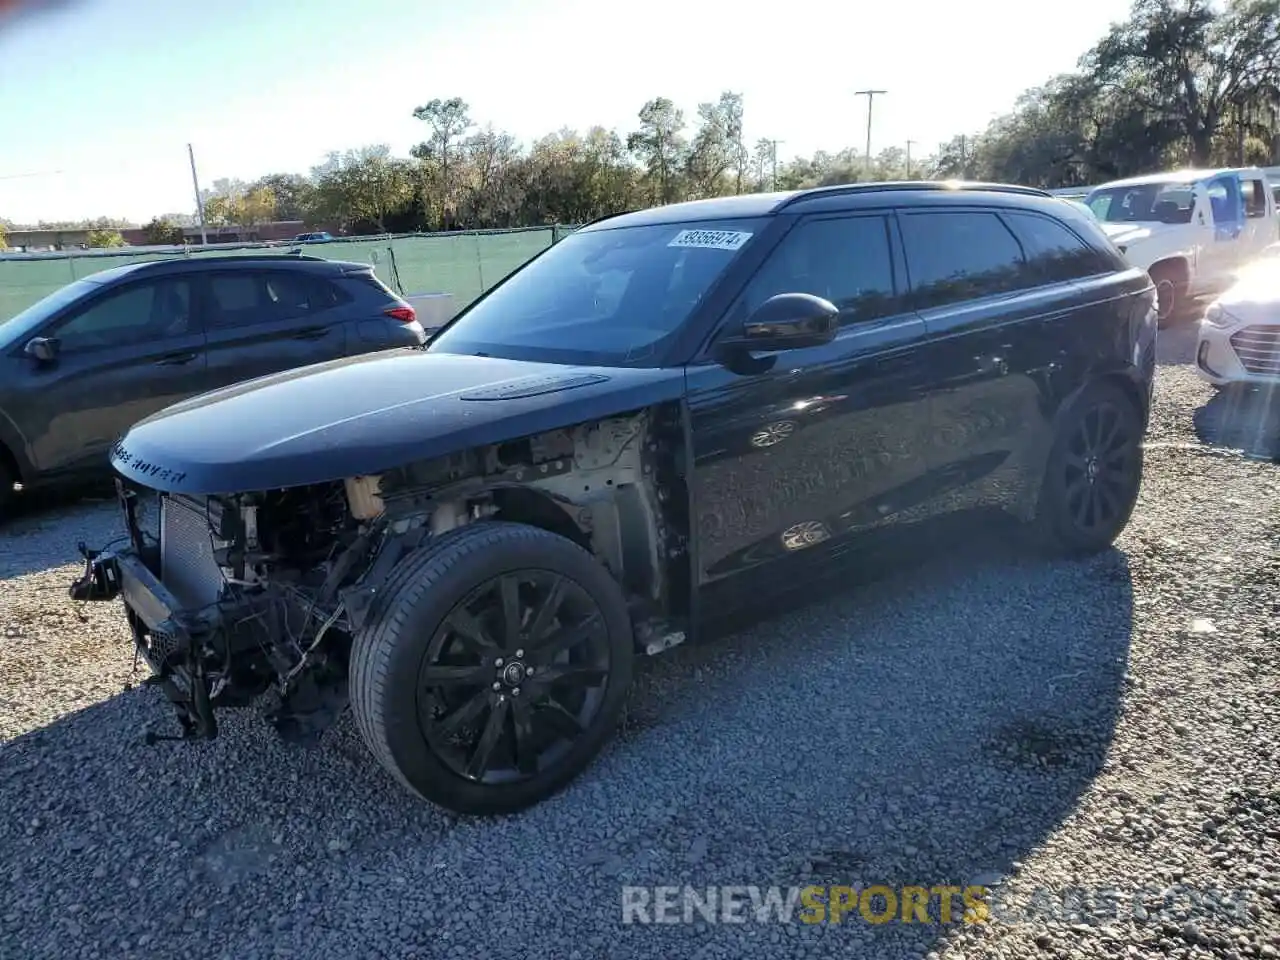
[1215, 254, 1280, 312]
[111, 348, 686, 494]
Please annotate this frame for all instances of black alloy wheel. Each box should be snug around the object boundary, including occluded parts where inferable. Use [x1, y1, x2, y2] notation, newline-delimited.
[1029, 381, 1144, 557]
[349, 522, 634, 816]
[417, 569, 612, 785]
[1060, 400, 1140, 535]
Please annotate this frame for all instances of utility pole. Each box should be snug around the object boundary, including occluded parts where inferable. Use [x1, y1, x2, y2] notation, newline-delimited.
[905, 139, 916, 178]
[959, 135, 968, 179]
[187, 143, 208, 246]
[854, 89, 887, 177]
[769, 139, 784, 190]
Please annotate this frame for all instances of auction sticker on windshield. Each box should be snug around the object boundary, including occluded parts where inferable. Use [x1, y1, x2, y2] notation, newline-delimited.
[668, 229, 753, 251]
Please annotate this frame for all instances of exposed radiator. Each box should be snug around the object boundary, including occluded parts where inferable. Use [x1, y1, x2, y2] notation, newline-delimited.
[160, 495, 227, 611]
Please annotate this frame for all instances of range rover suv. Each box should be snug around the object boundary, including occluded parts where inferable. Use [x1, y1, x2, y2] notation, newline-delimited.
[72, 181, 1158, 816]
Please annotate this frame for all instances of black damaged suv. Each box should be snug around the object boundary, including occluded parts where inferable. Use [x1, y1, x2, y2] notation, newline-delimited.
[73, 182, 1157, 816]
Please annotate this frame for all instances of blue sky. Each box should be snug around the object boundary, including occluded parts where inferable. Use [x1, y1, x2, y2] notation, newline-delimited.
[0, 0, 1134, 224]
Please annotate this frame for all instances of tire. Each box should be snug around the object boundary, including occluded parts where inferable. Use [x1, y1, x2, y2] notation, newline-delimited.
[1026, 380, 1144, 558]
[1149, 263, 1187, 327]
[349, 521, 635, 816]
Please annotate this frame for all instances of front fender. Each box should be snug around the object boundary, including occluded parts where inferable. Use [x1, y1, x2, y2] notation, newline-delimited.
[0, 407, 35, 482]
[1128, 241, 1196, 276]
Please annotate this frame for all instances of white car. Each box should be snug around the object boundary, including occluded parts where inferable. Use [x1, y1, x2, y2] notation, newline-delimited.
[1195, 242, 1280, 388]
[1085, 167, 1279, 324]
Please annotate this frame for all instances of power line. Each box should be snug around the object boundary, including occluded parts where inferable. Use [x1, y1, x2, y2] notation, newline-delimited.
[854, 89, 887, 177]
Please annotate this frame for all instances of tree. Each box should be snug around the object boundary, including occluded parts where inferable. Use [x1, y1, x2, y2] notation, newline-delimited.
[229, 185, 277, 232]
[686, 92, 745, 198]
[86, 229, 125, 248]
[1087, 0, 1280, 166]
[455, 125, 524, 227]
[627, 97, 688, 205]
[250, 173, 315, 221]
[311, 145, 414, 233]
[520, 127, 640, 225]
[142, 217, 184, 245]
[751, 138, 777, 190]
[411, 97, 473, 227]
[0, 221, 7, 250]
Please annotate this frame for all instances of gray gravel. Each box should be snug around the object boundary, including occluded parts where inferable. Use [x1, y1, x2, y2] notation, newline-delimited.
[2, 322, 1278, 960]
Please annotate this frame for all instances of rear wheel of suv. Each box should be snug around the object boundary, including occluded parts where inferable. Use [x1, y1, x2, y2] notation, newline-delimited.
[1027, 381, 1144, 558]
[349, 521, 635, 816]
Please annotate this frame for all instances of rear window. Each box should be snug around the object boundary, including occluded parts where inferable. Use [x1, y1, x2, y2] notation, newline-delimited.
[346, 271, 400, 300]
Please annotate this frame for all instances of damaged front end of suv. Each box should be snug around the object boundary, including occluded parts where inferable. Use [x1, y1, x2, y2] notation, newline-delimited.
[74, 468, 388, 745]
[71, 360, 692, 815]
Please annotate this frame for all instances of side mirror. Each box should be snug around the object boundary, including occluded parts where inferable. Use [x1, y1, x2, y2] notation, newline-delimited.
[24, 336, 60, 362]
[719, 293, 839, 353]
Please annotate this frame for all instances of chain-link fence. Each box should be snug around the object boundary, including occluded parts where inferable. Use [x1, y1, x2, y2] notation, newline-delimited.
[0, 223, 582, 323]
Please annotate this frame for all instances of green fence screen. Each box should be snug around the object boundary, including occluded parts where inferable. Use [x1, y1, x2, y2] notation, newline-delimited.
[0, 224, 581, 323]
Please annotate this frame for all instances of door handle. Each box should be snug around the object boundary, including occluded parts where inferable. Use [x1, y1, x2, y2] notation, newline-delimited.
[154, 352, 197, 366]
[293, 326, 330, 340]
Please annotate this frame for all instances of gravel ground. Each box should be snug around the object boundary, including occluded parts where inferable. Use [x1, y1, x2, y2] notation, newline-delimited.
[1, 323, 1278, 960]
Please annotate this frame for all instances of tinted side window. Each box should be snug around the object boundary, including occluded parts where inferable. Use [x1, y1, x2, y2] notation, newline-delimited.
[899, 211, 1027, 308]
[1003, 211, 1109, 283]
[54, 279, 194, 351]
[740, 215, 898, 326]
[207, 273, 263, 329]
[206, 271, 337, 329]
[262, 271, 340, 318]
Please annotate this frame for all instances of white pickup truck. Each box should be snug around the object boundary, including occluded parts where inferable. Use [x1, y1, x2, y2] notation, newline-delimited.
[1082, 166, 1280, 323]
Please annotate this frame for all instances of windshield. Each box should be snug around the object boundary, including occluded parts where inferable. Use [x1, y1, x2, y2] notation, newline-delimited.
[427, 218, 767, 367]
[0, 276, 101, 340]
[1086, 181, 1196, 224]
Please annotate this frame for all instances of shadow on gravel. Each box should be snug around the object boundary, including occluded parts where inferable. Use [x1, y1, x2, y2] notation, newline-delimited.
[1155, 318, 1201, 366]
[0, 481, 119, 581]
[616, 510, 1135, 957]
[1193, 384, 1280, 461]
[0, 509, 1134, 959]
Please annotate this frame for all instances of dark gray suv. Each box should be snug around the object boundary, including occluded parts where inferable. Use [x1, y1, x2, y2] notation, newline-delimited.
[0, 254, 425, 514]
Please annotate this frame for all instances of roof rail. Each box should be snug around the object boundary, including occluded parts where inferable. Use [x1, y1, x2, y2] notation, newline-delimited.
[779, 180, 1052, 207]
[580, 209, 635, 228]
[131, 252, 332, 268]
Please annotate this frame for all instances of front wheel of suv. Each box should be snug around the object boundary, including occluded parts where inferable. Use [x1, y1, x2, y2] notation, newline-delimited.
[1026, 381, 1144, 558]
[349, 521, 635, 816]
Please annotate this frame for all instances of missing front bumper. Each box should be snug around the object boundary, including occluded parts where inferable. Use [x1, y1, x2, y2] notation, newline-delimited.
[69, 539, 221, 741]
